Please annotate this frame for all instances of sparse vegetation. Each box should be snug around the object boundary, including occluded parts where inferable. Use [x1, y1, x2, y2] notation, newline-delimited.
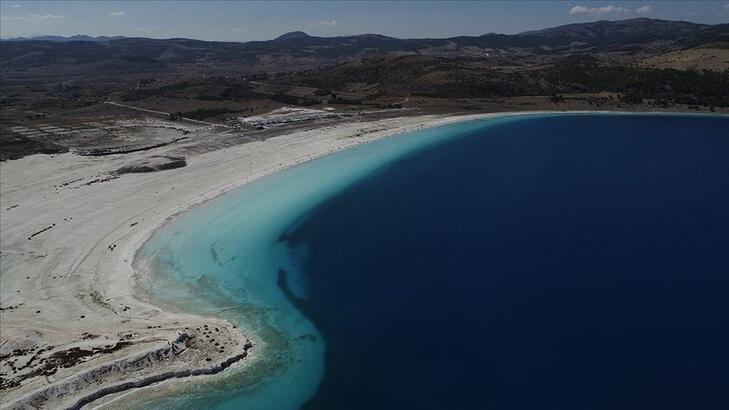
[270, 93, 319, 106]
[181, 108, 237, 120]
[289, 55, 729, 106]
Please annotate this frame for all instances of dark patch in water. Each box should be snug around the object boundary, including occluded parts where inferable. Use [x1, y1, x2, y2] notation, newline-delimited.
[281, 115, 729, 410]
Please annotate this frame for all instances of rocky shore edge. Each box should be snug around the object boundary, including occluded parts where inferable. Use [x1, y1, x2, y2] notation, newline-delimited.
[5, 323, 253, 410]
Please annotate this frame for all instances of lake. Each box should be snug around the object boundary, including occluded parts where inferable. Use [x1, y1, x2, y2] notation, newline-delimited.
[139, 113, 729, 410]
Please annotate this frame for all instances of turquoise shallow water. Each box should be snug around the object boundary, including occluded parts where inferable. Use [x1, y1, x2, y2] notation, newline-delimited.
[135, 116, 513, 409]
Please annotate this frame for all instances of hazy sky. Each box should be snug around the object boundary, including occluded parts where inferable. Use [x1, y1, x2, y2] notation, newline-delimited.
[1, 1, 728, 41]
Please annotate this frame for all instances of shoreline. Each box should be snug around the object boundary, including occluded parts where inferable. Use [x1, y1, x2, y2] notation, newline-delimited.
[1, 110, 720, 408]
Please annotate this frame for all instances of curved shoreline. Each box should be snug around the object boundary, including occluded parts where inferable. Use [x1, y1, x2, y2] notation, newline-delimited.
[66, 338, 253, 410]
[118, 110, 607, 406]
[2, 110, 718, 408]
[3, 111, 514, 409]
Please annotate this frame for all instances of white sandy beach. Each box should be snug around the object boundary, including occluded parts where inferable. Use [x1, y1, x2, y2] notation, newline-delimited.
[0, 111, 545, 408]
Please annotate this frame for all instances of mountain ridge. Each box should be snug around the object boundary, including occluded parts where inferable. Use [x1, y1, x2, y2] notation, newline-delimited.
[4, 35, 127, 42]
[3, 18, 718, 44]
[1, 18, 727, 72]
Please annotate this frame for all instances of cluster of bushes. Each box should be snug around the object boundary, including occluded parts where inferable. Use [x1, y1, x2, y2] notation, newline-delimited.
[169, 108, 237, 121]
[270, 93, 319, 106]
[182, 108, 236, 120]
[181, 108, 237, 120]
[329, 94, 362, 104]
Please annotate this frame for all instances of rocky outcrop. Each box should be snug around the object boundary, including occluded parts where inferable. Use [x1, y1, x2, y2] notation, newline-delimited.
[116, 155, 187, 174]
[66, 339, 253, 410]
[5, 331, 253, 410]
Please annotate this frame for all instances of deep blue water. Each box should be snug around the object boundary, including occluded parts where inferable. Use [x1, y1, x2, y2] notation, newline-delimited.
[280, 115, 729, 410]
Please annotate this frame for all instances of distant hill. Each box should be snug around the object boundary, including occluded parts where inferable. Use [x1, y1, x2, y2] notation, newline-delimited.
[1, 18, 727, 72]
[5, 35, 126, 42]
[518, 18, 708, 44]
[274, 31, 312, 41]
[258, 18, 729, 52]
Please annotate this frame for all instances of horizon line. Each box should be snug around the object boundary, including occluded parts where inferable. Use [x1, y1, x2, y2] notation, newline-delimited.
[0, 16, 715, 43]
